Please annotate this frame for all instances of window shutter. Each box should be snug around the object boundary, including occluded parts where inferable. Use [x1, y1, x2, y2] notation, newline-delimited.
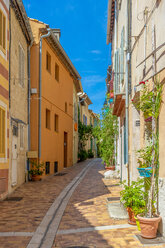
[114, 52, 117, 94]
[2, 15, 6, 50]
[21, 48, 25, 87]
[120, 27, 125, 85]
[19, 45, 22, 85]
[0, 107, 5, 157]
[0, 11, 2, 47]
[116, 49, 120, 93]
[19, 45, 25, 87]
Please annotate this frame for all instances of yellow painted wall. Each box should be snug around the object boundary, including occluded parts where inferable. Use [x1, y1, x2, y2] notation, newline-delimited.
[0, 0, 9, 199]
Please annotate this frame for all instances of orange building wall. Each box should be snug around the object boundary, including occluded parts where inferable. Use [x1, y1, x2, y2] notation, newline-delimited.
[30, 25, 74, 175]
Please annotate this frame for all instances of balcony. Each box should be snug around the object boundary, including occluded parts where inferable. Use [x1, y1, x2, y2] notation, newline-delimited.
[113, 83, 125, 117]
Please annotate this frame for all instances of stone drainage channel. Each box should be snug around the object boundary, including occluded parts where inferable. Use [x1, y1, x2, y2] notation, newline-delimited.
[0, 158, 136, 248]
[26, 159, 97, 248]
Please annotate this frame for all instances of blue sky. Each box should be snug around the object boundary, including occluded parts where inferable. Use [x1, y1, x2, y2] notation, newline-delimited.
[23, 0, 111, 114]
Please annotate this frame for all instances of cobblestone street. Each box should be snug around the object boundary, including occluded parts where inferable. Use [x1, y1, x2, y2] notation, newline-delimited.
[0, 159, 164, 247]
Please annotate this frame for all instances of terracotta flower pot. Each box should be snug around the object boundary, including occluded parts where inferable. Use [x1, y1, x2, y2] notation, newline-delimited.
[105, 166, 115, 170]
[137, 214, 161, 239]
[31, 175, 42, 181]
[127, 207, 136, 225]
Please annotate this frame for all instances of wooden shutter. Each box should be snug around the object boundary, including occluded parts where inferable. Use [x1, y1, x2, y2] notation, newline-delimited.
[19, 45, 25, 86]
[19, 45, 22, 85]
[0, 11, 2, 47]
[0, 107, 5, 157]
[21, 48, 25, 86]
[2, 15, 6, 50]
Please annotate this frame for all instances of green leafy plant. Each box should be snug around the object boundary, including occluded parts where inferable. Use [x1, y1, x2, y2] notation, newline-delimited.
[120, 179, 146, 216]
[78, 150, 88, 162]
[133, 78, 163, 217]
[87, 149, 94, 158]
[29, 160, 45, 176]
[136, 143, 152, 168]
[93, 106, 118, 167]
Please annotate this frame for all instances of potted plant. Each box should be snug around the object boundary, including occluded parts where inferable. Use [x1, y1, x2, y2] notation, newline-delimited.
[29, 160, 45, 181]
[120, 179, 146, 225]
[134, 79, 163, 238]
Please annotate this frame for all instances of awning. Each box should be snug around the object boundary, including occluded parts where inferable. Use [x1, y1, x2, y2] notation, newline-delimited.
[113, 93, 125, 117]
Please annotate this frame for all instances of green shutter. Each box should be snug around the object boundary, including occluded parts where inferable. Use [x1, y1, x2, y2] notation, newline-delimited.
[120, 27, 125, 84]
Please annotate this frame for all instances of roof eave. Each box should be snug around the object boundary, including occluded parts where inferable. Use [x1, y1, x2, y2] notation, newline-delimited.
[46, 33, 81, 80]
[106, 0, 115, 44]
[11, 0, 33, 44]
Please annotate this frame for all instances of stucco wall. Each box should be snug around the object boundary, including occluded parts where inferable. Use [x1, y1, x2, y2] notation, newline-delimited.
[0, 0, 9, 199]
[73, 85, 78, 164]
[30, 20, 74, 174]
[8, 7, 29, 193]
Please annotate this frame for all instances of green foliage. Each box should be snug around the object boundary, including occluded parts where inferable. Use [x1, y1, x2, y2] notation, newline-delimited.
[136, 81, 163, 120]
[78, 150, 88, 161]
[93, 106, 118, 166]
[120, 179, 146, 216]
[78, 120, 93, 149]
[137, 143, 152, 168]
[29, 160, 45, 176]
[133, 79, 163, 217]
[87, 149, 94, 158]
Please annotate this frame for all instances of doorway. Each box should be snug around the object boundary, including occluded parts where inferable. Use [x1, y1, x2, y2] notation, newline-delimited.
[64, 132, 67, 168]
[12, 135, 17, 186]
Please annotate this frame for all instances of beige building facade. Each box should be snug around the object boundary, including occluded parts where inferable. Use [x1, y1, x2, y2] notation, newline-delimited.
[107, 0, 165, 235]
[73, 81, 82, 164]
[9, 0, 33, 192]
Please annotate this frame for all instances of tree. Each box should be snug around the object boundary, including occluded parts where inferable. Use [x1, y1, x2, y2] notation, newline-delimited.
[93, 106, 118, 166]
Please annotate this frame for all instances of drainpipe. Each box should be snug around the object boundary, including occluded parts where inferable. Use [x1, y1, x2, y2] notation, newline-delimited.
[38, 29, 51, 159]
[27, 42, 33, 181]
[126, 0, 132, 185]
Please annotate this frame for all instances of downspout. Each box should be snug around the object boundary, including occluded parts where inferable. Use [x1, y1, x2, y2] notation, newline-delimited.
[27, 41, 33, 181]
[38, 29, 51, 159]
[126, 0, 132, 185]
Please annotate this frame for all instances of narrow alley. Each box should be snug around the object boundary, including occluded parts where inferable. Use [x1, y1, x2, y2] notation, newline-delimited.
[0, 159, 163, 248]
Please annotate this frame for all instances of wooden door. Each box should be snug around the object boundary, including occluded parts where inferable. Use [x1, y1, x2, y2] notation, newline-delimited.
[64, 132, 67, 168]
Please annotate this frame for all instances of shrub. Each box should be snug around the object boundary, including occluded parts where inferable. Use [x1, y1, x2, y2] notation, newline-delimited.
[78, 150, 88, 161]
[88, 149, 94, 158]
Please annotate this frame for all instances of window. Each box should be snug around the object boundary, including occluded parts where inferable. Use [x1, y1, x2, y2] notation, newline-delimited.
[65, 102, 67, 113]
[19, 44, 25, 87]
[74, 103, 78, 122]
[0, 107, 5, 158]
[46, 52, 51, 73]
[13, 125, 18, 136]
[45, 162, 50, 174]
[55, 63, 59, 81]
[54, 161, 58, 173]
[20, 125, 24, 148]
[0, 10, 6, 51]
[46, 109, 51, 129]
[54, 114, 59, 132]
